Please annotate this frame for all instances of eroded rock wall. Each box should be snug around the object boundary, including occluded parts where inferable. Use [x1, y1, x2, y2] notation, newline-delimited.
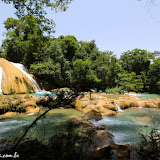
[0, 58, 35, 94]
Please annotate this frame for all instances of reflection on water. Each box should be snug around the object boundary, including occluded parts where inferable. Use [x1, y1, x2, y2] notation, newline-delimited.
[1, 107, 160, 146]
[90, 108, 160, 146]
[0, 109, 82, 143]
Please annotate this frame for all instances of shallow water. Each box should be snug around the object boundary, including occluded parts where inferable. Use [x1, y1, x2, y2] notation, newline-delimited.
[1, 107, 160, 147]
[0, 109, 82, 143]
[90, 108, 160, 146]
[32, 92, 57, 97]
[137, 93, 160, 98]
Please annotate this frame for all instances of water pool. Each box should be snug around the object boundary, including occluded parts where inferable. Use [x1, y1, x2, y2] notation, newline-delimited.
[0, 109, 82, 143]
[90, 108, 160, 146]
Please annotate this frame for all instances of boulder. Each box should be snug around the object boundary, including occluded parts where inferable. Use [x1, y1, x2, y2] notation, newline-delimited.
[111, 144, 132, 160]
[26, 106, 40, 114]
[75, 100, 83, 110]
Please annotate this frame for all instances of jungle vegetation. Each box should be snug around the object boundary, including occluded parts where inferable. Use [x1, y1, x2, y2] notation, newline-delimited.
[0, 0, 160, 93]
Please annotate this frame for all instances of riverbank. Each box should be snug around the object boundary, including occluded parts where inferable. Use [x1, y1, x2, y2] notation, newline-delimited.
[0, 92, 160, 118]
[75, 92, 160, 117]
[0, 92, 160, 159]
[0, 94, 40, 117]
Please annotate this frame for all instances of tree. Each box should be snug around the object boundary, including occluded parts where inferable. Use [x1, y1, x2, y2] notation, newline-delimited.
[120, 49, 152, 75]
[1, 0, 72, 17]
[2, 0, 73, 38]
[149, 57, 160, 93]
[30, 39, 71, 88]
[3, 15, 47, 68]
[0, 47, 6, 58]
[57, 35, 79, 61]
[71, 59, 101, 91]
[92, 51, 122, 90]
[117, 72, 144, 92]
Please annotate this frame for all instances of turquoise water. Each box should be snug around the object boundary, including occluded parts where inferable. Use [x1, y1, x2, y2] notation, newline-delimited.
[0, 109, 82, 143]
[137, 93, 160, 98]
[33, 93, 57, 97]
[1, 107, 160, 147]
[91, 108, 160, 146]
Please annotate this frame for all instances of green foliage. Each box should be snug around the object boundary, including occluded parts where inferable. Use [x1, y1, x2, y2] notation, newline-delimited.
[106, 86, 123, 94]
[23, 78, 34, 93]
[149, 57, 160, 93]
[0, 48, 6, 58]
[1, 0, 72, 37]
[117, 72, 144, 92]
[3, 23, 160, 93]
[27, 37, 160, 93]
[15, 76, 20, 85]
[57, 35, 78, 61]
[2, 0, 160, 93]
[120, 49, 152, 75]
[30, 39, 71, 87]
[2, 0, 72, 17]
[138, 126, 160, 160]
[3, 15, 48, 68]
[119, 49, 160, 93]
[72, 59, 101, 91]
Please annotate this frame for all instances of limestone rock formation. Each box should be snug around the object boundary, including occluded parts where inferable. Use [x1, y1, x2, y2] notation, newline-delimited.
[75, 93, 118, 116]
[0, 58, 35, 94]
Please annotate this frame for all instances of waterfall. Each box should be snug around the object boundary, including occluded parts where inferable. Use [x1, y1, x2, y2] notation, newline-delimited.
[138, 102, 142, 109]
[0, 67, 3, 94]
[11, 62, 42, 93]
[115, 103, 123, 112]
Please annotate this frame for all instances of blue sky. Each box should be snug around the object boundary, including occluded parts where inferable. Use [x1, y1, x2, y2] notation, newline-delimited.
[0, 0, 160, 57]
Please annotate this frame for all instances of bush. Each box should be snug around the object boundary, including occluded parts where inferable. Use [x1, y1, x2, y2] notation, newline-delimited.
[105, 87, 123, 94]
[138, 125, 160, 160]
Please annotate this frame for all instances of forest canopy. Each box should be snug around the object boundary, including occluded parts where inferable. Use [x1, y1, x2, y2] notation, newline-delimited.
[1, 15, 160, 93]
[1, 1, 160, 93]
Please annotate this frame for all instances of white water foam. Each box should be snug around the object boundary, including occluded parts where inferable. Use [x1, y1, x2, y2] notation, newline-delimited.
[90, 117, 145, 127]
[90, 116, 146, 145]
[128, 93, 137, 96]
[0, 67, 3, 94]
[11, 62, 42, 93]
[0, 120, 29, 135]
[115, 103, 124, 112]
[11, 62, 52, 94]
[27, 113, 35, 116]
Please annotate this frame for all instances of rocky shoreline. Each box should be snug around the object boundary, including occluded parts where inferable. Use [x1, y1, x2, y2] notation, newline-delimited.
[0, 92, 160, 118]
[0, 92, 159, 159]
[75, 92, 160, 117]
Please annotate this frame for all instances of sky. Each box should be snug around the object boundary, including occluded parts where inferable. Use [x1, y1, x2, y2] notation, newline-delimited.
[0, 0, 160, 57]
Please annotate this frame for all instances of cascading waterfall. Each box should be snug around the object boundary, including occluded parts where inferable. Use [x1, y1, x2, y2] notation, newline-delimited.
[11, 62, 47, 93]
[115, 102, 124, 112]
[0, 67, 3, 94]
[138, 102, 142, 109]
